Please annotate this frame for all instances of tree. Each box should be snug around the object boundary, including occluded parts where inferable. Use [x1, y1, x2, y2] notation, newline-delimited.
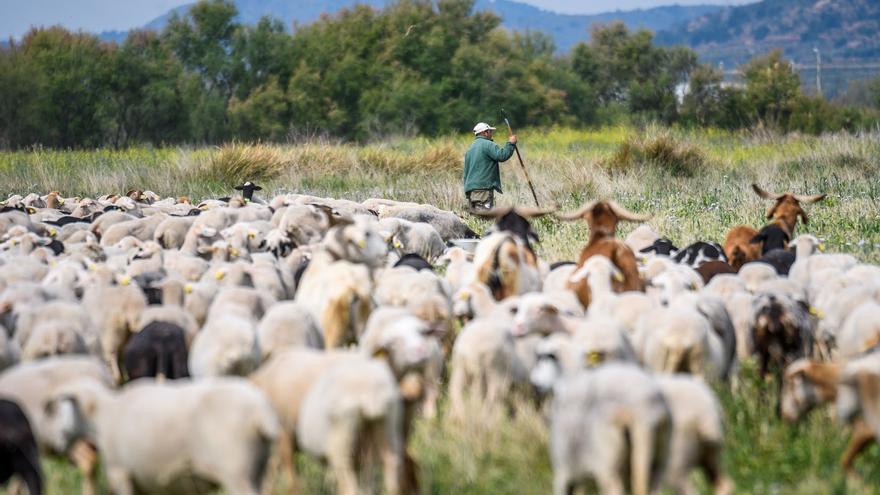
[107, 30, 188, 147]
[681, 64, 725, 126]
[20, 27, 114, 148]
[741, 50, 801, 128]
[229, 77, 288, 140]
[0, 45, 46, 148]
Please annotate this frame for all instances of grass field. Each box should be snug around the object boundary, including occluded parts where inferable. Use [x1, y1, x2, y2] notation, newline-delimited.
[2, 126, 880, 494]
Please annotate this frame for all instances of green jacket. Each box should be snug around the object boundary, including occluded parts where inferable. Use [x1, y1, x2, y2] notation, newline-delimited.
[463, 136, 515, 194]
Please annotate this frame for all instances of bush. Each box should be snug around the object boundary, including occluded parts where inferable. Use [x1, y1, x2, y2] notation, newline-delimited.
[203, 143, 289, 184]
[606, 133, 705, 177]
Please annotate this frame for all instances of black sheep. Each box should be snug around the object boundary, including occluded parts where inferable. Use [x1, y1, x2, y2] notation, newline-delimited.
[673, 241, 726, 268]
[0, 398, 42, 495]
[759, 248, 796, 275]
[122, 321, 189, 381]
[393, 253, 434, 272]
[639, 238, 679, 257]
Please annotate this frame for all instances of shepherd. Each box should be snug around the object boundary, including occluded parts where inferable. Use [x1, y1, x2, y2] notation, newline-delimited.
[463, 122, 517, 210]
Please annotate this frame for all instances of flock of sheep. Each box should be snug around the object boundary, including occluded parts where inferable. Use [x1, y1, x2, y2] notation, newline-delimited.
[0, 180, 877, 495]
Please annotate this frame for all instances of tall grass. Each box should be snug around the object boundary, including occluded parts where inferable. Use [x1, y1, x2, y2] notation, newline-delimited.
[1, 127, 879, 493]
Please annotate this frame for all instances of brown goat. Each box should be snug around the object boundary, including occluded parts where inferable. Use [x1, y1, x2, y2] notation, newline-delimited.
[723, 184, 826, 270]
[781, 360, 875, 475]
[556, 201, 649, 307]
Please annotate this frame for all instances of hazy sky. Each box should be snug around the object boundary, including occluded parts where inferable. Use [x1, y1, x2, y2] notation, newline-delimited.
[1, 0, 754, 39]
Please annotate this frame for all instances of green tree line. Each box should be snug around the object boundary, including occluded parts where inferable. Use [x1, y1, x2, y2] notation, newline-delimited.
[0, 0, 878, 149]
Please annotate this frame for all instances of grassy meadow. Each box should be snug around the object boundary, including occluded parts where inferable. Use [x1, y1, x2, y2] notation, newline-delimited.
[2, 126, 880, 494]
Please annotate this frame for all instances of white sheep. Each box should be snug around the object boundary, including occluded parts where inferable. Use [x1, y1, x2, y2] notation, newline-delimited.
[188, 313, 260, 377]
[81, 283, 147, 383]
[379, 217, 446, 263]
[624, 224, 661, 254]
[550, 363, 671, 495]
[43, 376, 280, 495]
[436, 247, 474, 294]
[639, 305, 726, 379]
[0, 356, 113, 495]
[737, 262, 778, 292]
[256, 301, 324, 360]
[655, 375, 732, 495]
[295, 251, 374, 348]
[296, 357, 404, 495]
[836, 301, 880, 359]
[152, 216, 196, 249]
[448, 316, 528, 419]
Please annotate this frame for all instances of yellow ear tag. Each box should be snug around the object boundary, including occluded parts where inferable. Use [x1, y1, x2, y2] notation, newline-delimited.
[613, 272, 624, 283]
[809, 307, 825, 319]
[358, 239, 367, 249]
[49, 228, 57, 237]
[58, 198, 65, 205]
[214, 271, 225, 281]
[818, 243, 826, 252]
[120, 276, 131, 286]
[393, 240, 402, 249]
[247, 232, 256, 239]
[26, 207, 36, 214]
[184, 284, 193, 294]
[87, 263, 97, 271]
[230, 248, 240, 257]
[586, 351, 603, 366]
[373, 348, 389, 360]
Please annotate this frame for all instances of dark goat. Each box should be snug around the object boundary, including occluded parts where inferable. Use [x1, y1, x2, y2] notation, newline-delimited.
[43, 216, 91, 227]
[639, 238, 678, 257]
[122, 321, 190, 381]
[394, 253, 434, 272]
[234, 181, 262, 202]
[471, 206, 554, 253]
[752, 292, 812, 381]
[0, 398, 42, 495]
[673, 241, 726, 268]
[750, 224, 790, 255]
[759, 248, 796, 276]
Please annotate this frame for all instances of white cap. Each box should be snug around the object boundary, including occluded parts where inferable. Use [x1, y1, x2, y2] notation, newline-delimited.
[473, 122, 496, 135]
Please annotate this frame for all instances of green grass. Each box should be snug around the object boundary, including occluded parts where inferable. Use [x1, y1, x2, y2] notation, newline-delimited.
[2, 126, 880, 493]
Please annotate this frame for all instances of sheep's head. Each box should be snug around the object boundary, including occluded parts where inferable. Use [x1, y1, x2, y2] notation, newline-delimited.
[780, 359, 840, 423]
[323, 215, 387, 267]
[752, 184, 826, 235]
[511, 293, 567, 338]
[556, 201, 650, 238]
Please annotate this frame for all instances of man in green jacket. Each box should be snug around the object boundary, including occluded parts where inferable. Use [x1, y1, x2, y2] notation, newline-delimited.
[463, 122, 517, 210]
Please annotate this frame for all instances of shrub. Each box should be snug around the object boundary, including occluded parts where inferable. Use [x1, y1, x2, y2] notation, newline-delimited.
[606, 133, 705, 177]
[202, 143, 289, 184]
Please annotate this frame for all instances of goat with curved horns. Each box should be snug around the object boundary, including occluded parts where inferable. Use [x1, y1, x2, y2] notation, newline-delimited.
[470, 206, 556, 251]
[556, 201, 650, 307]
[723, 184, 826, 270]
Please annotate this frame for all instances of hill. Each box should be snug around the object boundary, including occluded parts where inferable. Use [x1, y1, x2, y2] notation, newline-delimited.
[129, 0, 722, 53]
[656, 0, 880, 65]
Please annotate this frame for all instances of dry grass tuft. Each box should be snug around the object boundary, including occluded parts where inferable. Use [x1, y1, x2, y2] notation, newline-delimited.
[606, 132, 705, 177]
[203, 143, 290, 184]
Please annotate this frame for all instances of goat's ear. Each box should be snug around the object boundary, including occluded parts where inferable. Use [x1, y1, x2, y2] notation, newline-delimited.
[752, 184, 783, 200]
[794, 193, 827, 204]
[765, 202, 779, 220]
[798, 208, 809, 225]
[856, 372, 880, 434]
[749, 233, 765, 244]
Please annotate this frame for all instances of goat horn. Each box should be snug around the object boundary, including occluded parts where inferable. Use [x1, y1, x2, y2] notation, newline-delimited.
[607, 201, 651, 222]
[793, 193, 827, 204]
[554, 201, 597, 222]
[514, 206, 557, 218]
[467, 207, 512, 219]
[751, 184, 784, 200]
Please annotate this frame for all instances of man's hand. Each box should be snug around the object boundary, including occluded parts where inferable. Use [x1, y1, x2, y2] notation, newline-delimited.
[508, 134, 517, 145]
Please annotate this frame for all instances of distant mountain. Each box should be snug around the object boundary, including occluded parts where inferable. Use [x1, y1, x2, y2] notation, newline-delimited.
[127, 0, 723, 53]
[656, 0, 880, 65]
